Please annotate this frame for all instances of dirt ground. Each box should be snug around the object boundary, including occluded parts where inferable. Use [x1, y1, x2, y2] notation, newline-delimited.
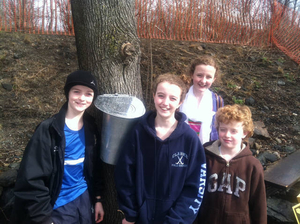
[0, 31, 300, 173]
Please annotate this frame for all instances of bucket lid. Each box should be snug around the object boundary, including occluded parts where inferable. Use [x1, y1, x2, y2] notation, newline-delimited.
[94, 94, 146, 119]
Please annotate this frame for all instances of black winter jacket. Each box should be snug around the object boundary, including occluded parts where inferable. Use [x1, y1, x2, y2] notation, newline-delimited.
[12, 103, 102, 224]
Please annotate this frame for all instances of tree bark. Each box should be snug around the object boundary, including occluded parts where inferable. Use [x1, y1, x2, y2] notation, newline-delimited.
[71, 0, 142, 98]
[71, 1, 142, 223]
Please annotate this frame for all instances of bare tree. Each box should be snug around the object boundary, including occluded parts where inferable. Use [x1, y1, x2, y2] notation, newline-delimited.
[71, 0, 142, 223]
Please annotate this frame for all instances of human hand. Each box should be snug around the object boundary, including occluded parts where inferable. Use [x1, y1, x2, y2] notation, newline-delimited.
[95, 202, 104, 223]
[122, 218, 135, 224]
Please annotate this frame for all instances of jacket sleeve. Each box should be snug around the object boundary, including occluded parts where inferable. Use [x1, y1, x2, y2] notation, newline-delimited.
[13, 122, 54, 224]
[249, 160, 267, 224]
[114, 134, 138, 223]
[165, 136, 206, 223]
[92, 123, 103, 199]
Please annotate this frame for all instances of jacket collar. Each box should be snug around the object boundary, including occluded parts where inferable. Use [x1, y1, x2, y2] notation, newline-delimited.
[52, 102, 68, 136]
[140, 110, 189, 140]
[205, 139, 252, 159]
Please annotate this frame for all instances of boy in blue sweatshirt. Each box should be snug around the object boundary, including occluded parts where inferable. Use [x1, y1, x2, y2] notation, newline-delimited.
[115, 73, 206, 224]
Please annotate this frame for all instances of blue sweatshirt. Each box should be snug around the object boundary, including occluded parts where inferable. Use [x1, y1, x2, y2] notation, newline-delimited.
[115, 111, 206, 224]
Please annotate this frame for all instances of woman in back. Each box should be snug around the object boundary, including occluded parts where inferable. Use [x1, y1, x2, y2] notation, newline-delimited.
[180, 55, 224, 144]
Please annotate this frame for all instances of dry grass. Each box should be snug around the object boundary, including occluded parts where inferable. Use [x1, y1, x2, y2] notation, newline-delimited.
[1, 32, 300, 174]
[0, 32, 77, 171]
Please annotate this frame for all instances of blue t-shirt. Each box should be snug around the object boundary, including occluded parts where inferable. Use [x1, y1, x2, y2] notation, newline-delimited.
[53, 124, 87, 209]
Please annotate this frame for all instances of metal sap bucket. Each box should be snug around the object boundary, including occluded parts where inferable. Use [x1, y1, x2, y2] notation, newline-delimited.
[94, 94, 146, 165]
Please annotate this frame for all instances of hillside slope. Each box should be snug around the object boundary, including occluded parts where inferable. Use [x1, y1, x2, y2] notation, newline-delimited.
[0, 32, 299, 172]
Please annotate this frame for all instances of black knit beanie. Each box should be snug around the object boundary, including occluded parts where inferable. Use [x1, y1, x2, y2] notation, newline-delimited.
[64, 70, 98, 101]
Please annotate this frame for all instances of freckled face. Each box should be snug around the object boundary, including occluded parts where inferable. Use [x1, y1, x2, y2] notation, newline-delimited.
[153, 81, 182, 120]
[68, 85, 94, 114]
[218, 121, 247, 151]
[192, 64, 216, 94]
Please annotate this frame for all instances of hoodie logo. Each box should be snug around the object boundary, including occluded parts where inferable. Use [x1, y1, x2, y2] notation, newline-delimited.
[90, 80, 95, 86]
[171, 152, 188, 167]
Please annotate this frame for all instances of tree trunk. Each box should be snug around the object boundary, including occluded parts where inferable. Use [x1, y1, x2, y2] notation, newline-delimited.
[71, 1, 142, 223]
[71, 0, 142, 97]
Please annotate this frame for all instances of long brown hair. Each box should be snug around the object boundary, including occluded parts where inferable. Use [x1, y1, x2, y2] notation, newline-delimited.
[181, 55, 220, 87]
[153, 73, 187, 103]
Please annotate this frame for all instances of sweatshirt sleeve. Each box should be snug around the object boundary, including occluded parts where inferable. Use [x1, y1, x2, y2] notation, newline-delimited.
[13, 123, 54, 224]
[114, 134, 138, 222]
[249, 160, 267, 224]
[165, 135, 206, 223]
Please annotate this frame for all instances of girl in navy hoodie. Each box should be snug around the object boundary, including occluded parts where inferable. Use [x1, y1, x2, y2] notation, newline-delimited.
[115, 73, 206, 224]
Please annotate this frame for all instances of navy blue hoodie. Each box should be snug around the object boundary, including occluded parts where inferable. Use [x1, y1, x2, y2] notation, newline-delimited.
[115, 111, 206, 224]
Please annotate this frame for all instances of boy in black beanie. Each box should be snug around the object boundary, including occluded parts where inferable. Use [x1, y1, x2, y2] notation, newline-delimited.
[13, 70, 104, 224]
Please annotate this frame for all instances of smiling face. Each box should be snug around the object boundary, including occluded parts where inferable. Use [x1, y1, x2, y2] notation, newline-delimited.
[191, 64, 216, 95]
[218, 121, 248, 152]
[67, 85, 94, 114]
[153, 81, 182, 120]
